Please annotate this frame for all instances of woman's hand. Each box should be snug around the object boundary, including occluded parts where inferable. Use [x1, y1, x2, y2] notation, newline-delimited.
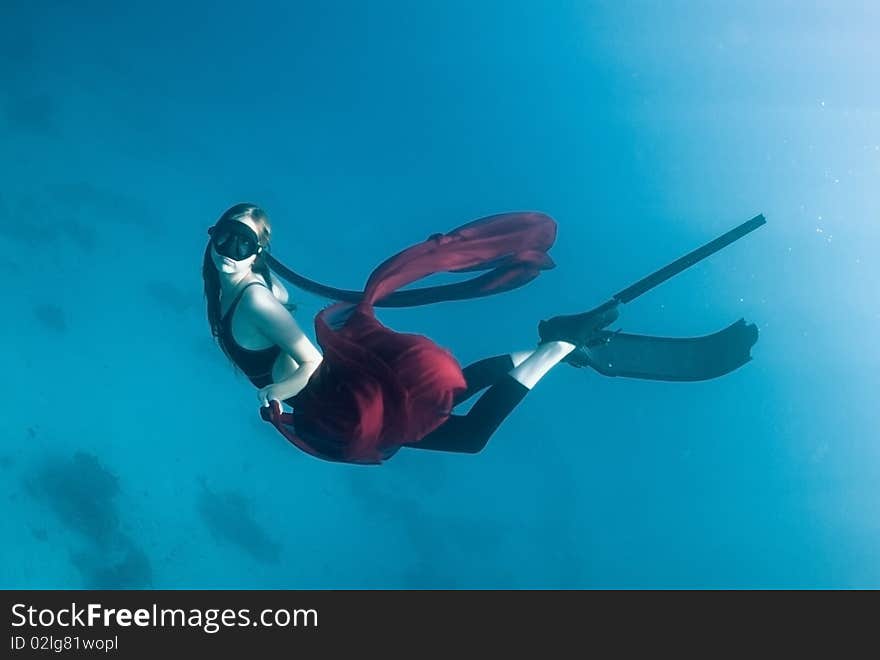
[257, 383, 285, 409]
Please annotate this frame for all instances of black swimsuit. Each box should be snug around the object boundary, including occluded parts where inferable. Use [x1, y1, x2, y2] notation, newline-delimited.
[219, 281, 281, 388]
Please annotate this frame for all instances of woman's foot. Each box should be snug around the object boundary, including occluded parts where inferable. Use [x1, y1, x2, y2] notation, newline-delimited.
[537, 303, 619, 347]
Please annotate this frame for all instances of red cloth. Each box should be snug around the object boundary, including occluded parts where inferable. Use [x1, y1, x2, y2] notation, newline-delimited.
[266, 211, 558, 464]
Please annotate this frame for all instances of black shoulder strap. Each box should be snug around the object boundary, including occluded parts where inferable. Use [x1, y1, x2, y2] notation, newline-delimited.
[221, 281, 267, 321]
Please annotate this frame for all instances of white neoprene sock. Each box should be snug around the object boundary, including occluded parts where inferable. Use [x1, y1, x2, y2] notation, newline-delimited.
[509, 350, 533, 368]
[509, 341, 576, 389]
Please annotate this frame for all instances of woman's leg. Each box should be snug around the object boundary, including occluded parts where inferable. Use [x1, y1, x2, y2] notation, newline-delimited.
[453, 350, 534, 405]
[405, 340, 575, 454]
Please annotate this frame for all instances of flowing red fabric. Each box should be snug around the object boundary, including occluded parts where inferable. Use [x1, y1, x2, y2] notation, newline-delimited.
[263, 211, 558, 464]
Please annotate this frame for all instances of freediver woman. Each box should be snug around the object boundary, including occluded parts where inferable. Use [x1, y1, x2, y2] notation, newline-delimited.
[203, 203, 761, 465]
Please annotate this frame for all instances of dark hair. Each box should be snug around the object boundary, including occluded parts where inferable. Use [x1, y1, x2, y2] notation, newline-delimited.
[202, 203, 292, 367]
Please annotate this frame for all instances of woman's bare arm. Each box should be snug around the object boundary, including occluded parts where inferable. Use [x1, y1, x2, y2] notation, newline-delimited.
[245, 285, 323, 401]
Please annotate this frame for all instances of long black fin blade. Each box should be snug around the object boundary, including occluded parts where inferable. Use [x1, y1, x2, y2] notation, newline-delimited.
[582, 319, 759, 381]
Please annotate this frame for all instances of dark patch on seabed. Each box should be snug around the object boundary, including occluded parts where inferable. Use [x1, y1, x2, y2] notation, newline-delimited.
[0, 194, 45, 245]
[0, 18, 34, 69]
[0, 184, 156, 251]
[71, 537, 153, 590]
[197, 478, 282, 564]
[146, 281, 195, 314]
[47, 182, 156, 232]
[346, 470, 510, 588]
[24, 451, 153, 589]
[33, 303, 68, 333]
[59, 221, 98, 253]
[2, 92, 59, 136]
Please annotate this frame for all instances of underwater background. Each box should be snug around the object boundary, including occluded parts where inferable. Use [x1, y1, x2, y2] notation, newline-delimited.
[1, 1, 877, 589]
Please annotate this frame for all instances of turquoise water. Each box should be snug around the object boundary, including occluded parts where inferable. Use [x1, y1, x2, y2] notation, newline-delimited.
[1, 1, 877, 589]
